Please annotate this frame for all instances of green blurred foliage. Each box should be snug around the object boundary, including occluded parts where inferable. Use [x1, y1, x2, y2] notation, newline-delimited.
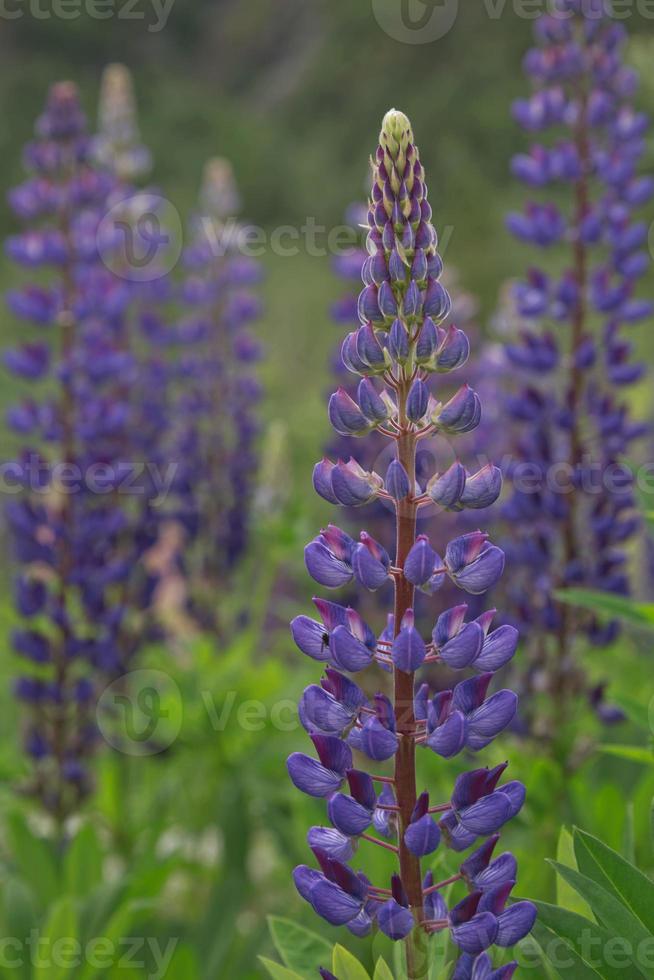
[0, 3, 653, 977]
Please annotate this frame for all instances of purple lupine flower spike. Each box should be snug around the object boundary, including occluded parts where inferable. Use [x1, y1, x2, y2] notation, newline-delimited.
[4, 81, 170, 823]
[174, 156, 262, 624]
[498, 0, 652, 735]
[288, 110, 534, 976]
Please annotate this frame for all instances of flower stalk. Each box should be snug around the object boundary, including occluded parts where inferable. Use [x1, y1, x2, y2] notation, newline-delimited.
[288, 109, 536, 979]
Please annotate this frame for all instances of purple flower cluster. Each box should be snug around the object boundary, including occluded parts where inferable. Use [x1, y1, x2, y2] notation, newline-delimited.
[327, 208, 489, 632]
[3, 81, 175, 822]
[501, 0, 652, 725]
[288, 111, 535, 976]
[175, 158, 262, 612]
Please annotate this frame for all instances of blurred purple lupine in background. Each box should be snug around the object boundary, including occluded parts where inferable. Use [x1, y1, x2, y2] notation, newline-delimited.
[497, 0, 653, 740]
[288, 110, 535, 978]
[175, 158, 263, 630]
[3, 82, 153, 822]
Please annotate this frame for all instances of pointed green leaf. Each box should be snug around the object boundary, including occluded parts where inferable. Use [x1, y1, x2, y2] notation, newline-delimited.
[7, 812, 59, 909]
[259, 958, 305, 980]
[530, 918, 602, 979]
[332, 945, 370, 980]
[611, 696, 651, 731]
[556, 827, 592, 919]
[34, 897, 77, 980]
[78, 899, 153, 980]
[268, 917, 332, 976]
[574, 828, 654, 936]
[554, 589, 654, 630]
[549, 861, 651, 975]
[373, 958, 394, 980]
[533, 901, 631, 980]
[64, 823, 103, 898]
[597, 745, 654, 766]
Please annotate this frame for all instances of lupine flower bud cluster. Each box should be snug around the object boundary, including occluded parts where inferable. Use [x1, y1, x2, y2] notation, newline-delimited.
[93, 63, 152, 182]
[175, 158, 262, 608]
[288, 110, 535, 976]
[4, 82, 151, 819]
[327, 209, 488, 630]
[500, 0, 652, 727]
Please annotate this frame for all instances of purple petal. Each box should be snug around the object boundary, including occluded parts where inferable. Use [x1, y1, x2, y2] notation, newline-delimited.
[439, 621, 484, 669]
[304, 540, 352, 588]
[293, 865, 322, 903]
[467, 691, 518, 750]
[330, 624, 374, 671]
[377, 899, 415, 941]
[451, 912, 499, 955]
[307, 827, 355, 862]
[404, 814, 441, 856]
[359, 717, 399, 761]
[287, 753, 343, 798]
[495, 902, 537, 947]
[328, 794, 373, 836]
[311, 878, 363, 925]
[427, 711, 467, 758]
[475, 626, 519, 672]
[290, 616, 330, 661]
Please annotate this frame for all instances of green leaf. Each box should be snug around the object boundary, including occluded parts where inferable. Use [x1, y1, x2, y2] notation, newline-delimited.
[574, 828, 654, 936]
[530, 918, 602, 979]
[554, 588, 654, 630]
[622, 803, 635, 864]
[611, 696, 651, 731]
[259, 958, 304, 980]
[532, 901, 629, 980]
[268, 917, 332, 977]
[373, 958, 394, 980]
[64, 823, 103, 898]
[597, 745, 654, 766]
[2, 875, 36, 980]
[7, 812, 59, 909]
[78, 899, 153, 980]
[556, 827, 592, 919]
[549, 861, 651, 975]
[34, 897, 78, 980]
[332, 945, 371, 980]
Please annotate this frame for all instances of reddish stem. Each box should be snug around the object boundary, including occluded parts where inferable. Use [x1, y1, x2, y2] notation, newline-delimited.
[392, 378, 426, 978]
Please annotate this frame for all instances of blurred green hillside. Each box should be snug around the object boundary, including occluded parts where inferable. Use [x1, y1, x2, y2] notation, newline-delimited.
[0, 0, 650, 308]
[1, 0, 652, 495]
